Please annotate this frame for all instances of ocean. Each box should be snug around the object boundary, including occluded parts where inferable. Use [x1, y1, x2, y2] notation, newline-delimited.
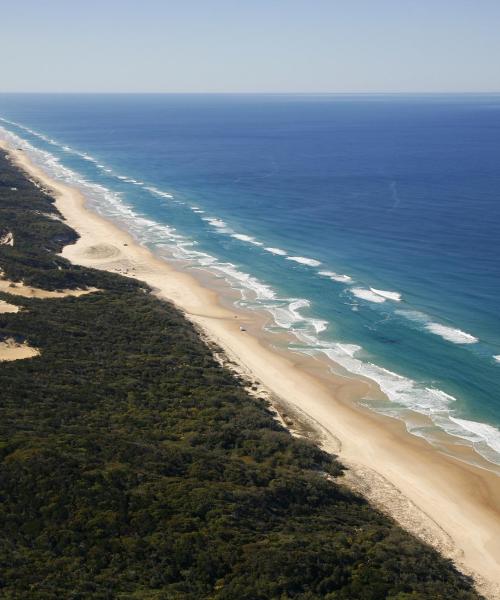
[1, 93, 499, 467]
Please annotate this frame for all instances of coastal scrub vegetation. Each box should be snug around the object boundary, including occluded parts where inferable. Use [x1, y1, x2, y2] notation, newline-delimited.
[0, 152, 482, 599]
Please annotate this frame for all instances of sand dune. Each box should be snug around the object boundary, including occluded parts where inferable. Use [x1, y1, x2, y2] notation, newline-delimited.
[0, 300, 19, 313]
[0, 275, 98, 299]
[0, 337, 39, 362]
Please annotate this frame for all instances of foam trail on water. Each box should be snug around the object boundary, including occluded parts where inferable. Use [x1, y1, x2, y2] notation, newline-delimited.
[287, 256, 321, 267]
[203, 217, 228, 230]
[210, 263, 276, 301]
[318, 270, 353, 283]
[0, 118, 179, 200]
[370, 288, 402, 301]
[270, 299, 309, 326]
[231, 233, 263, 246]
[397, 310, 478, 345]
[351, 288, 386, 303]
[494, 355, 500, 363]
[449, 417, 500, 454]
[265, 247, 287, 256]
[145, 186, 174, 199]
[200, 217, 267, 249]
[300, 335, 500, 466]
[425, 323, 478, 344]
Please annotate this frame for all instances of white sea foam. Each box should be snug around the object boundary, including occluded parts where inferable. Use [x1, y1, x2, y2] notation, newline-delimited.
[445, 417, 500, 464]
[287, 256, 321, 267]
[494, 355, 500, 363]
[265, 247, 287, 256]
[203, 217, 227, 229]
[265, 298, 310, 329]
[231, 233, 263, 246]
[336, 343, 362, 357]
[351, 288, 386, 303]
[318, 270, 353, 283]
[396, 310, 479, 345]
[143, 186, 174, 199]
[211, 263, 276, 301]
[370, 288, 402, 301]
[425, 323, 478, 344]
[0, 118, 106, 169]
[449, 418, 500, 454]
[312, 319, 329, 333]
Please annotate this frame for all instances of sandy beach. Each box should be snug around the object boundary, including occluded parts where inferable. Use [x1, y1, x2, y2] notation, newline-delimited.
[2, 139, 500, 598]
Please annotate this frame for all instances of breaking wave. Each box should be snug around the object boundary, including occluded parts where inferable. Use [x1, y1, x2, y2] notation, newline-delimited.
[287, 256, 321, 267]
[397, 310, 479, 345]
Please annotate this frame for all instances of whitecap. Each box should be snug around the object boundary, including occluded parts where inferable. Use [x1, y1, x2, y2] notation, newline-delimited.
[318, 270, 353, 283]
[351, 288, 386, 303]
[143, 186, 174, 199]
[231, 233, 263, 246]
[265, 247, 287, 256]
[287, 256, 321, 267]
[494, 355, 500, 363]
[203, 217, 227, 229]
[370, 288, 401, 301]
[425, 323, 478, 344]
[396, 309, 478, 344]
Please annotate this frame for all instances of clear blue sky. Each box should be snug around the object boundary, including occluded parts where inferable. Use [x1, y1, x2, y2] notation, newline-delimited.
[1, 0, 499, 93]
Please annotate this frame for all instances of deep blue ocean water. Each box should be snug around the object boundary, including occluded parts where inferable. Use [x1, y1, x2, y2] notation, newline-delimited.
[1, 93, 499, 466]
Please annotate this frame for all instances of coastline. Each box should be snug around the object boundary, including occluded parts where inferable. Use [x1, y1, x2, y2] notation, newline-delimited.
[2, 139, 500, 597]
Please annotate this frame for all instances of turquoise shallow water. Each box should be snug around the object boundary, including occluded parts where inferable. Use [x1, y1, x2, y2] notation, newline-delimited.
[1, 93, 499, 466]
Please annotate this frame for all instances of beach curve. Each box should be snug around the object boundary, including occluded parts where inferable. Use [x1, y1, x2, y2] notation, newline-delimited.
[2, 139, 500, 599]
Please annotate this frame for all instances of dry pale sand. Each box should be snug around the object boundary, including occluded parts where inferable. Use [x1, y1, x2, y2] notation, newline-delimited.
[0, 300, 19, 314]
[0, 337, 39, 362]
[2, 139, 500, 598]
[0, 276, 98, 299]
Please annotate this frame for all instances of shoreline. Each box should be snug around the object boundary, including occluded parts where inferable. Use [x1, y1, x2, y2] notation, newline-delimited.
[2, 139, 500, 597]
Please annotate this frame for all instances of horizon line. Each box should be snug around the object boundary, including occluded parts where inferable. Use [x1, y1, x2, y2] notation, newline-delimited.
[1, 90, 500, 96]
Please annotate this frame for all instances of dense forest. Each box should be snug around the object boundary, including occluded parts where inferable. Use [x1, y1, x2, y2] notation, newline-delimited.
[0, 151, 482, 599]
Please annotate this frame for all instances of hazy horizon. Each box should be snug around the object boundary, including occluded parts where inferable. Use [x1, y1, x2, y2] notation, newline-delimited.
[1, 0, 499, 94]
